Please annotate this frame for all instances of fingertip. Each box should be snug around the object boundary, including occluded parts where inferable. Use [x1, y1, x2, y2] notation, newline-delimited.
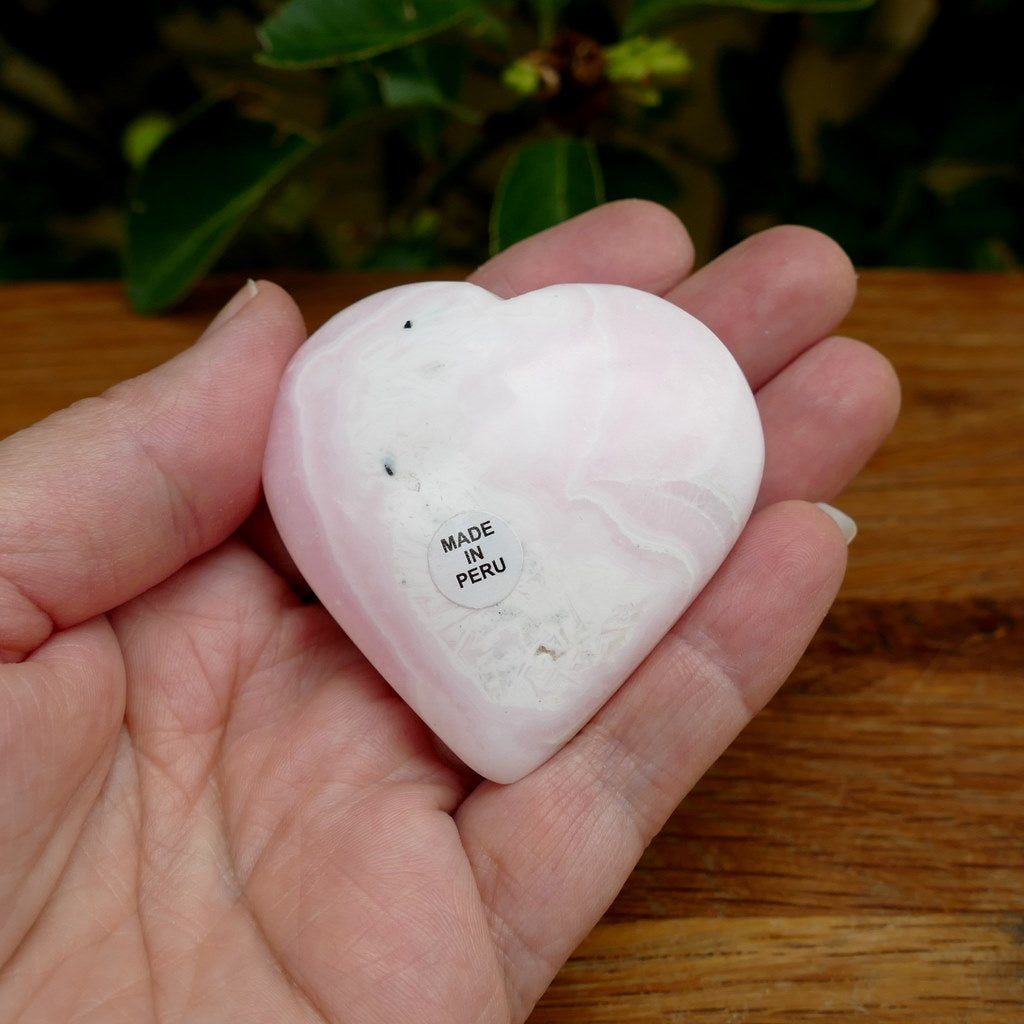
[754, 334, 902, 508]
[593, 199, 696, 290]
[200, 277, 307, 363]
[686, 499, 850, 702]
[671, 223, 860, 388]
[815, 503, 858, 544]
[767, 497, 851, 590]
[848, 335, 902, 438]
[471, 200, 694, 298]
[198, 278, 261, 341]
[251, 277, 306, 325]
[773, 496, 850, 574]
[758, 224, 859, 322]
[821, 335, 902, 460]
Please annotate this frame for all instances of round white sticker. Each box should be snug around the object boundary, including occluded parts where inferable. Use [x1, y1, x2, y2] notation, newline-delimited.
[427, 511, 524, 609]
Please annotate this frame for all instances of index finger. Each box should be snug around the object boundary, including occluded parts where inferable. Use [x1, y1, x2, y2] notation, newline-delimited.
[469, 199, 695, 298]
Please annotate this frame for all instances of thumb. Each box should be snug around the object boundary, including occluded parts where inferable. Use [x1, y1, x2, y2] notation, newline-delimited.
[0, 279, 306, 661]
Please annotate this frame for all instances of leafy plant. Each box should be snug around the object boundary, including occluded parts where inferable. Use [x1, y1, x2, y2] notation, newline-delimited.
[4, 1, 1018, 307]
[122, 0, 876, 311]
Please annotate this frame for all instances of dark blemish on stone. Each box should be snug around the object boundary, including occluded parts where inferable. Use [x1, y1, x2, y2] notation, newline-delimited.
[403, 320, 412, 329]
[384, 460, 395, 476]
[536, 645, 562, 660]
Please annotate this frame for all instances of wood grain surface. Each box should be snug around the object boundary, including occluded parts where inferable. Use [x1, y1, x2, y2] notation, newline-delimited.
[1, 269, 1022, 1021]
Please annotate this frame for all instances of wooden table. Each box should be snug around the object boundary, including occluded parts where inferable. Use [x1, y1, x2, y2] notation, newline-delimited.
[2, 270, 1022, 1021]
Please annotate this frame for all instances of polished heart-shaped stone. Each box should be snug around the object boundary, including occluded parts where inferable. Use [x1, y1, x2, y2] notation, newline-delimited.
[263, 282, 764, 783]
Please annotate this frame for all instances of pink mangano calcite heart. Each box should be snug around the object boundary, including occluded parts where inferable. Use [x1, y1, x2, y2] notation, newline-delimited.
[263, 281, 764, 783]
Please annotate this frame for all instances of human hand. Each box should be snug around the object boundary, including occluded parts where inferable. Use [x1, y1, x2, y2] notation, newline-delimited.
[0, 201, 899, 1023]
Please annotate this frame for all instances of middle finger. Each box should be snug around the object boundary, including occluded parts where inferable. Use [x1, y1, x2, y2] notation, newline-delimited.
[667, 224, 858, 390]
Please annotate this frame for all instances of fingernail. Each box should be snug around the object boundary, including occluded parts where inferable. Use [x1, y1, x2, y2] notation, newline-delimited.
[815, 502, 858, 545]
[201, 279, 259, 339]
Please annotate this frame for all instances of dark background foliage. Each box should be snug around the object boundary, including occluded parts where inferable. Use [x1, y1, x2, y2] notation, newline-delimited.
[0, 0, 1020, 308]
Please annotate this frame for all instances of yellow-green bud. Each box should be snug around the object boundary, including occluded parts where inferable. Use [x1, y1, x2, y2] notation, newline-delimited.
[605, 36, 692, 86]
[503, 58, 543, 97]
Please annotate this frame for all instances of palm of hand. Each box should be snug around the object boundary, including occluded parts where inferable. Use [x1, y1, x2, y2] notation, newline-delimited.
[0, 204, 899, 1024]
[99, 543, 509, 1022]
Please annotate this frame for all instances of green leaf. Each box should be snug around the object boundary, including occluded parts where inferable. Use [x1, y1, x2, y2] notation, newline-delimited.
[526, 0, 571, 43]
[598, 144, 681, 206]
[125, 100, 313, 313]
[625, 0, 877, 36]
[257, 0, 484, 67]
[375, 43, 479, 121]
[490, 137, 605, 254]
[121, 113, 175, 170]
[327, 63, 385, 125]
[605, 37, 692, 82]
